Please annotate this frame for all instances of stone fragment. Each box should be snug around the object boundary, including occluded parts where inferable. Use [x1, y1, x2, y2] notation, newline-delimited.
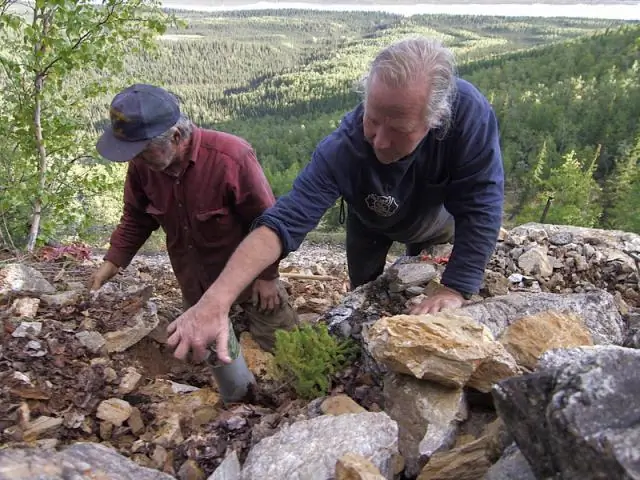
[40, 290, 82, 307]
[460, 291, 625, 346]
[11, 298, 40, 317]
[178, 459, 206, 480]
[11, 321, 42, 338]
[153, 414, 184, 448]
[0, 264, 55, 296]
[336, 452, 386, 480]
[0, 442, 175, 479]
[482, 271, 510, 297]
[320, 394, 367, 416]
[417, 435, 492, 480]
[549, 231, 573, 246]
[388, 263, 438, 293]
[366, 313, 519, 391]
[240, 412, 398, 480]
[517, 247, 553, 277]
[119, 368, 143, 394]
[96, 398, 133, 427]
[103, 301, 159, 352]
[22, 416, 63, 441]
[484, 443, 536, 480]
[239, 332, 274, 379]
[492, 345, 640, 480]
[75, 330, 106, 354]
[383, 372, 467, 477]
[128, 407, 145, 436]
[207, 451, 241, 480]
[498, 310, 593, 369]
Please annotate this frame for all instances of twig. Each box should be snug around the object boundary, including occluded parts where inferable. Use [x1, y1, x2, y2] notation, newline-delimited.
[280, 273, 338, 281]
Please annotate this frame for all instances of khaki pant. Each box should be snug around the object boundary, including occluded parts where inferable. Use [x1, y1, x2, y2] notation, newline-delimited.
[182, 279, 299, 355]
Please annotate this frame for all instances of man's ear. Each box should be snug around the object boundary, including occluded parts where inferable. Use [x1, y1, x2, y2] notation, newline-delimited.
[172, 129, 181, 145]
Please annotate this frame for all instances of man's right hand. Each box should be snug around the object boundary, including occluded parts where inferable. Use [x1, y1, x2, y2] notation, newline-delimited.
[88, 261, 119, 292]
[167, 299, 232, 364]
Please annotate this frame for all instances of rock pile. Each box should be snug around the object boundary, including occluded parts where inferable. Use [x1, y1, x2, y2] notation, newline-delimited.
[1, 223, 640, 480]
[319, 222, 640, 478]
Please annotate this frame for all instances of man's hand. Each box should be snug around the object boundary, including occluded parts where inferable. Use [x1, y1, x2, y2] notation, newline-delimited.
[251, 278, 281, 312]
[408, 284, 465, 315]
[167, 300, 232, 364]
[88, 261, 119, 292]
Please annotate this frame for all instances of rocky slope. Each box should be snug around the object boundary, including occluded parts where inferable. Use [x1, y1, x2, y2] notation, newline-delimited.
[1, 222, 639, 479]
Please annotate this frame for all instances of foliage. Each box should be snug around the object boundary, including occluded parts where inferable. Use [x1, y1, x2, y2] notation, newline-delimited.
[516, 147, 603, 227]
[604, 134, 640, 232]
[271, 323, 359, 400]
[0, 0, 173, 250]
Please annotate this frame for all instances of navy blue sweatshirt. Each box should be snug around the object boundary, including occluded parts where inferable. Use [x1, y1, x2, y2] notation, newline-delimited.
[255, 78, 504, 295]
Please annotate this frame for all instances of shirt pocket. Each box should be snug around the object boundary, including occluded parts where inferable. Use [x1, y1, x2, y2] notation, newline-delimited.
[193, 207, 235, 246]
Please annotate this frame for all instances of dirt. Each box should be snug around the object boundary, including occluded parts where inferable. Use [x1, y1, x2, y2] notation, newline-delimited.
[0, 242, 373, 477]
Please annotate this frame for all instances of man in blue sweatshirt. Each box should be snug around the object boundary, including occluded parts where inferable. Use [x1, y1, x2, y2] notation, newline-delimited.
[167, 36, 505, 364]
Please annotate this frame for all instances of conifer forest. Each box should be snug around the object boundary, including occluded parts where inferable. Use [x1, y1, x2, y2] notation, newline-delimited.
[0, 3, 639, 249]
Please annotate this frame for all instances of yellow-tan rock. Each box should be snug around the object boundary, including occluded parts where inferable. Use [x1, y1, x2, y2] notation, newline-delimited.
[335, 452, 386, 480]
[240, 332, 275, 379]
[498, 310, 593, 369]
[321, 394, 367, 415]
[366, 313, 519, 391]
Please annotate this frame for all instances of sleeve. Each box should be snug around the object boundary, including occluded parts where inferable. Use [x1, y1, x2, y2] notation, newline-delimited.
[231, 148, 280, 280]
[252, 149, 341, 258]
[104, 163, 160, 269]
[441, 98, 505, 295]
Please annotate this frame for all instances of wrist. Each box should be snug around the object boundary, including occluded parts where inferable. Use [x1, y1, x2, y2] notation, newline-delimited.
[441, 283, 472, 300]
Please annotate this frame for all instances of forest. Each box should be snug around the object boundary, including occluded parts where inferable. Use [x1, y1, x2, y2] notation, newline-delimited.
[0, 3, 639, 250]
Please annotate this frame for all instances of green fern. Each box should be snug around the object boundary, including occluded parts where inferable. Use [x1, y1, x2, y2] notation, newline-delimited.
[272, 323, 359, 400]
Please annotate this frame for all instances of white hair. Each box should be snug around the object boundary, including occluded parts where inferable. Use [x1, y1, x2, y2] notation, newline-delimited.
[359, 37, 458, 132]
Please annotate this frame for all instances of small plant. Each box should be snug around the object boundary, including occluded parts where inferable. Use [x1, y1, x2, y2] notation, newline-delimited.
[271, 323, 359, 400]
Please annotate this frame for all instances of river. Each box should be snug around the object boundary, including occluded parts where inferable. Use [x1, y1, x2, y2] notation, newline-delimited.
[161, 2, 640, 20]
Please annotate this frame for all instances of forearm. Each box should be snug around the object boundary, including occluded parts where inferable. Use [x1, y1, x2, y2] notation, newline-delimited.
[201, 226, 283, 308]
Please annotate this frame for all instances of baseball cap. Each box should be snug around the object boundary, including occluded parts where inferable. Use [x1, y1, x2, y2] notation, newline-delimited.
[96, 83, 181, 162]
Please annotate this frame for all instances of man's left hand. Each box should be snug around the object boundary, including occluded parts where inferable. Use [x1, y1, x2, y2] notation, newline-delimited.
[252, 278, 281, 312]
[408, 285, 464, 315]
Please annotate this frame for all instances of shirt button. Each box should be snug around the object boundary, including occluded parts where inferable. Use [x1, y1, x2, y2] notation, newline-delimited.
[183, 225, 188, 230]
[176, 180, 180, 185]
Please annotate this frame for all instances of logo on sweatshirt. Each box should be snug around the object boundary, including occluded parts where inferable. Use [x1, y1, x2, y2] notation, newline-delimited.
[365, 194, 399, 217]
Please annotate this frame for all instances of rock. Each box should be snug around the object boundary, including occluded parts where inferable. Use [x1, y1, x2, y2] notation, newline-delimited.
[383, 373, 468, 477]
[498, 310, 593, 369]
[366, 313, 520, 392]
[75, 330, 107, 354]
[460, 291, 625, 346]
[0, 442, 175, 479]
[517, 247, 553, 278]
[208, 451, 241, 480]
[11, 321, 42, 338]
[335, 452, 386, 480]
[103, 300, 160, 352]
[492, 345, 640, 480]
[417, 435, 492, 480]
[483, 444, 536, 480]
[22, 416, 63, 441]
[239, 332, 274, 379]
[149, 313, 170, 344]
[11, 298, 40, 317]
[482, 271, 510, 297]
[153, 414, 184, 448]
[387, 263, 438, 293]
[178, 459, 206, 480]
[119, 368, 143, 394]
[40, 290, 82, 307]
[0, 263, 55, 296]
[549, 231, 573, 246]
[128, 407, 145, 436]
[320, 394, 367, 415]
[240, 412, 398, 480]
[96, 398, 133, 427]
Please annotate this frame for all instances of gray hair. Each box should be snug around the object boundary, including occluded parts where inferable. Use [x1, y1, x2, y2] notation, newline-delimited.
[150, 113, 193, 147]
[359, 37, 457, 132]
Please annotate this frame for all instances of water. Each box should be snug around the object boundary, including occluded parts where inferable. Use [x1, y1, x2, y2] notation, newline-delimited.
[162, 1, 640, 21]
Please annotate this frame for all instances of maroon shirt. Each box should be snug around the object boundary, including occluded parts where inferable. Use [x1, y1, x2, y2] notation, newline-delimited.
[105, 127, 280, 306]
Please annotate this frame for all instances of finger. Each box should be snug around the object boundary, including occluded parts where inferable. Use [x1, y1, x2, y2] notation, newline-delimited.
[167, 330, 180, 348]
[428, 301, 443, 314]
[166, 319, 178, 335]
[260, 293, 268, 312]
[252, 287, 259, 307]
[265, 295, 275, 312]
[172, 337, 191, 361]
[191, 340, 208, 364]
[215, 327, 231, 364]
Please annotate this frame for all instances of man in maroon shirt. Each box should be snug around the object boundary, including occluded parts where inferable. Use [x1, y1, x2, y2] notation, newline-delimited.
[89, 84, 298, 361]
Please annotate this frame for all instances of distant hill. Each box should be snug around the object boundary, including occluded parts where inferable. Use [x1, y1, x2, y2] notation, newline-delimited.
[166, 0, 640, 6]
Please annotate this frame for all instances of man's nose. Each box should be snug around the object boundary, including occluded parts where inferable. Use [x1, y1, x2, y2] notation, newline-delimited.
[373, 128, 391, 150]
